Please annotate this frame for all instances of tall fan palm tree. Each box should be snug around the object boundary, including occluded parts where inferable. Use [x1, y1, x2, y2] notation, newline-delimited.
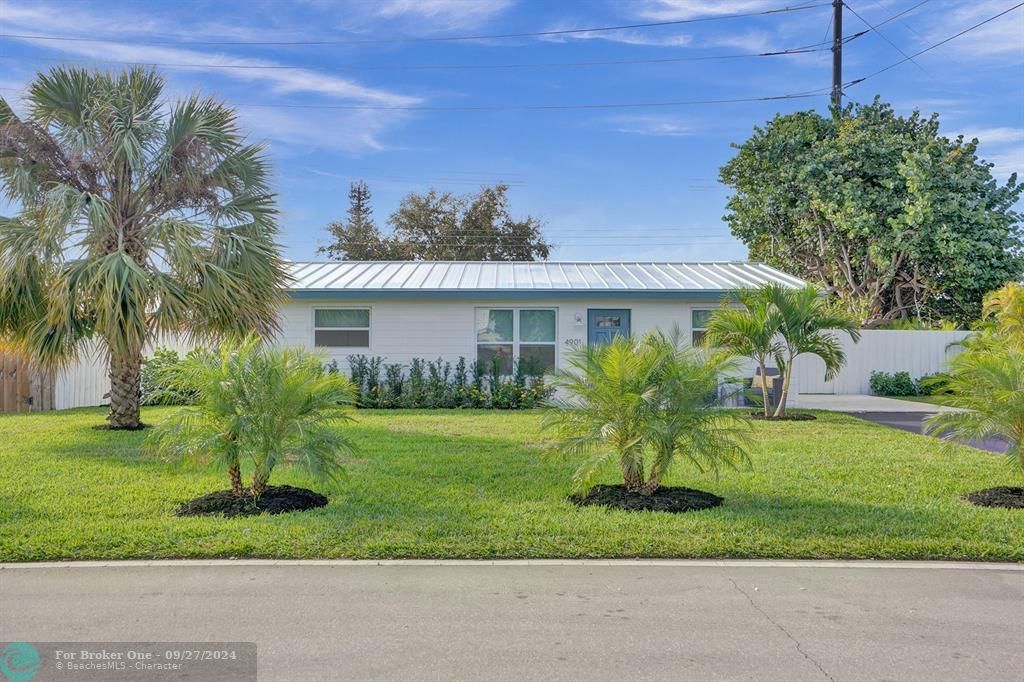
[769, 284, 861, 417]
[704, 289, 783, 417]
[0, 67, 287, 428]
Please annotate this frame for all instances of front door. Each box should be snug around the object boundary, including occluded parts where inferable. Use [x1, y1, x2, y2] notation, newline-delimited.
[587, 309, 631, 345]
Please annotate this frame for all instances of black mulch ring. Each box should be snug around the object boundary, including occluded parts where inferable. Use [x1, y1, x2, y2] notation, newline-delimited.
[176, 485, 329, 517]
[92, 423, 152, 431]
[748, 412, 817, 421]
[963, 487, 1024, 509]
[570, 484, 723, 513]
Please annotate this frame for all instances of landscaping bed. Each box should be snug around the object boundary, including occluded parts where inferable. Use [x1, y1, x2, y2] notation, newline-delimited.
[571, 484, 722, 513]
[1, 407, 1022, 561]
[177, 485, 328, 517]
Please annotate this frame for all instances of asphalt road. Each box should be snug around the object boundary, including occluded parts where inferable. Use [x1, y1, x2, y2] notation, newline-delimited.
[2, 561, 1022, 681]
[846, 411, 1011, 454]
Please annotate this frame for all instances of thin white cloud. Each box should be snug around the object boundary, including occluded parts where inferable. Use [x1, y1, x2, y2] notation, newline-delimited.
[944, 126, 1024, 180]
[372, 0, 515, 26]
[0, 0, 425, 153]
[635, 1, 780, 21]
[11, 39, 420, 107]
[919, 0, 1024, 61]
[539, 26, 693, 47]
[610, 114, 698, 137]
[952, 127, 1024, 145]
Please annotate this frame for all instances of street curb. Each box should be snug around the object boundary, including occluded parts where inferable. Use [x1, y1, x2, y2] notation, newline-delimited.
[2, 559, 1022, 570]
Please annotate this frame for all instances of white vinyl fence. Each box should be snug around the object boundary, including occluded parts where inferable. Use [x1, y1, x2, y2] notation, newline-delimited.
[791, 330, 970, 395]
[54, 336, 197, 410]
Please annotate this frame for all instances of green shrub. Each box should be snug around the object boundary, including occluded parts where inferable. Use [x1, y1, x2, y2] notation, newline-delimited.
[141, 348, 197, 405]
[869, 370, 919, 396]
[337, 354, 553, 409]
[916, 372, 953, 395]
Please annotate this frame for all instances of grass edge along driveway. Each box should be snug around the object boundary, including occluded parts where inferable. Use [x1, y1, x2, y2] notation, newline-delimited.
[1, 407, 1020, 562]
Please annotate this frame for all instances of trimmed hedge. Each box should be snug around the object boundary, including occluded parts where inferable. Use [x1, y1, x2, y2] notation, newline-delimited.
[329, 354, 554, 409]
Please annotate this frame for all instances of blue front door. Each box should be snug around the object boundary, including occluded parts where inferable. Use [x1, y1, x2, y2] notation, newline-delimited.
[588, 309, 631, 345]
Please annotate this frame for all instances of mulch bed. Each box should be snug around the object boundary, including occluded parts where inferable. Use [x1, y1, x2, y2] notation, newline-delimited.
[92, 423, 152, 431]
[570, 484, 723, 513]
[963, 487, 1024, 509]
[748, 412, 817, 421]
[176, 485, 328, 517]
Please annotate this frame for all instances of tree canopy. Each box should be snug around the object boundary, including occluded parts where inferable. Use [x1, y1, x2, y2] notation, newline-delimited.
[0, 67, 286, 428]
[720, 98, 1023, 327]
[319, 182, 550, 261]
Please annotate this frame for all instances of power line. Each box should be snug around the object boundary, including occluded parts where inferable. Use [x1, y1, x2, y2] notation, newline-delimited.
[0, 85, 829, 111]
[844, 1, 926, 72]
[0, 3, 829, 47]
[845, 1, 1024, 87]
[0, 44, 832, 73]
[227, 92, 828, 112]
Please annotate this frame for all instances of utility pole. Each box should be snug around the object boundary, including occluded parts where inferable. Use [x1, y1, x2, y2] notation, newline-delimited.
[831, 0, 843, 110]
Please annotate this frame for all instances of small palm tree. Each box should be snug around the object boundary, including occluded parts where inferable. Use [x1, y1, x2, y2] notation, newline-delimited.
[544, 329, 750, 496]
[150, 337, 357, 496]
[769, 284, 861, 417]
[704, 289, 783, 417]
[925, 346, 1024, 476]
[544, 334, 657, 492]
[0, 67, 287, 429]
[639, 330, 751, 494]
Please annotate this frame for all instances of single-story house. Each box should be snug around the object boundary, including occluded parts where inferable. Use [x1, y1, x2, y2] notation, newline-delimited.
[281, 260, 807, 374]
[5, 259, 974, 411]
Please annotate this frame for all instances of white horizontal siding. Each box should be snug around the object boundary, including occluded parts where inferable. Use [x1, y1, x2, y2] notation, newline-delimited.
[278, 297, 711, 371]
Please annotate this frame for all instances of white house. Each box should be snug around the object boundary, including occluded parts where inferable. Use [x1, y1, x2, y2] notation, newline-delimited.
[44, 260, 970, 410]
[278, 260, 806, 374]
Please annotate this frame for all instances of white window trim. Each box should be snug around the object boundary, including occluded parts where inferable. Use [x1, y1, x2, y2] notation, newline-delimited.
[475, 307, 558, 374]
[312, 306, 372, 350]
[691, 307, 716, 345]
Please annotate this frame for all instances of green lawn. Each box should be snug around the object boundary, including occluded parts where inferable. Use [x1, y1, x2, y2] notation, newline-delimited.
[1, 407, 1021, 562]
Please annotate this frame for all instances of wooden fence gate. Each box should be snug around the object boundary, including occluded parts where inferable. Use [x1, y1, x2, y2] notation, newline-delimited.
[0, 353, 55, 413]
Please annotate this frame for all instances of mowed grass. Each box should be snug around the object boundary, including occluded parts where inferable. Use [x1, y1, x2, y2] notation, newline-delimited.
[1, 407, 1021, 562]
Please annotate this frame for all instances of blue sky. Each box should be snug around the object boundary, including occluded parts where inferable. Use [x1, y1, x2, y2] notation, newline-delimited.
[1, 0, 1021, 261]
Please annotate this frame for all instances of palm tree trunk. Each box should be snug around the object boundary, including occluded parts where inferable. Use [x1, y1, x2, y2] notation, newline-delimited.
[621, 454, 645, 493]
[757, 360, 771, 418]
[228, 460, 243, 496]
[772, 355, 794, 418]
[108, 348, 143, 429]
[640, 463, 665, 496]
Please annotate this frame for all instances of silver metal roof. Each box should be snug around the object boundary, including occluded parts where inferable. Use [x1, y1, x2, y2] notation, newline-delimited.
[287, 261, 805, 292]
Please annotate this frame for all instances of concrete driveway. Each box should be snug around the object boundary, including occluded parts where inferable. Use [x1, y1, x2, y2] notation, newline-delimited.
[794, 394, 1010, 454]
[2, 560, 1023, 681]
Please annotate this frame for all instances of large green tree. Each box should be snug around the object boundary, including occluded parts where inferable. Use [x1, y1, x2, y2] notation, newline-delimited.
[320, 182, 550, 261]
[720, 99, 1023, 327]
[0, 67, 287, 429]
[318, 180, 387, 260]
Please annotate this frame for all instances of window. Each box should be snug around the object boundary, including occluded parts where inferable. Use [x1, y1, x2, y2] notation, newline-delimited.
[476, 308, 557, 374]
[314, 308, 370, 348]
[691, 308, 714, 346]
